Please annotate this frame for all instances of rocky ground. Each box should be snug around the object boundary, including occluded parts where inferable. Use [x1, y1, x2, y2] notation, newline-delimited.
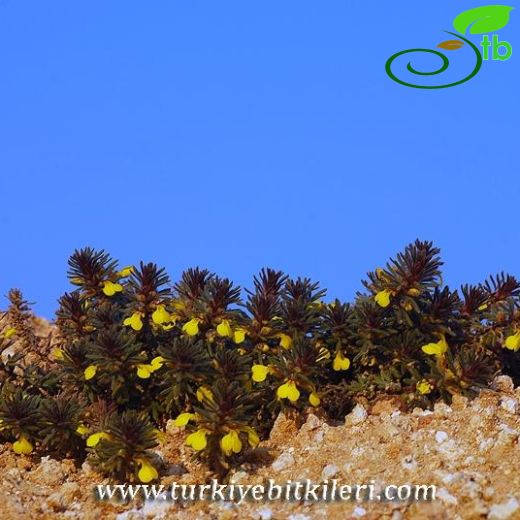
[1, 375, 520, 520]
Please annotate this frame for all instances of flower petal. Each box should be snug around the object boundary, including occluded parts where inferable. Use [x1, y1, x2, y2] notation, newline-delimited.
[216, 319, 233, 338]
[278, 334, 292, 350]
[86, 432, 110, 447]
[375, 290, 392, 308]
[233, 328, 247, 344]
[173, 412, 194, 427]
[182, 318, 200, 336]
[309, 392, 321, 407]
[186, 429, 208, 451]
[251, 365, 269, 383]
[136, 364, 152, 379]
[137, 459, 159, 483]
[84, 365, 97, 380]
[13, 436, 33, 455]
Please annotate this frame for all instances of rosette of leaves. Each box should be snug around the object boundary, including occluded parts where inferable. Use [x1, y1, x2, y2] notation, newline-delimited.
[173, 268, 213, 313]
[278, 277, 326, 341]
[123, 262, 171, 335]
[56, 292, 94, 343]
[67, 248, 120, 299]
[364, 239, 443, 322]
[88, 410, 159, 482]
[82, 327, 152, 408]
[254, 336, 325, 412]
[196, 276, 244, 343]
[55, 338, 95, 398]
[39, 396, 86, 457]
[179, 380, 259, 475]
[243, 268, 287, 345]
[212, 346, 252, 384]
[156, 336, 215, 414]
[0, 388, 42, 454]
[465, 273, 520, 383]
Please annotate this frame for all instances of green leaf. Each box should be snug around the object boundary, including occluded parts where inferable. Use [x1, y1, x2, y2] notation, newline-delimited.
[453, 5, 514, 35]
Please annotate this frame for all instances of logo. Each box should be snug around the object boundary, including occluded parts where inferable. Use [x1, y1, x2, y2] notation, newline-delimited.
[386, 5, 514, 89]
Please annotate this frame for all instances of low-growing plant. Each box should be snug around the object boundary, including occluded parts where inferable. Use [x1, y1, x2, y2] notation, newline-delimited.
[1, 240, 519, 481]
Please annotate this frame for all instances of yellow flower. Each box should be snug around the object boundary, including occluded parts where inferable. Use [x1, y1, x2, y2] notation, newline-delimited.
[102, 280, 123, 297]
[220, 430, 242, 456]
[162, 323, 175, 330]
[421, 335, 448, 357]
[136, 458, 158, 483]
[123, 312, 144, 331]
[375, 268, 386, 280]
[154, 429, 167, 443]
[375, 289, 392, 308]
[173, 412, 195, 427]
[505, 332, 520, 352]
[84, 365, 97, 380]
[251, 364, 269, 383]
[13, 435, 33, 455]
[242, 426, 259, 448]
[196, 386, 213, 402]
[278, 333, 292, 350]
[416, 380, 433, 395]
[76, 424, 89, 435]
[3, 327, 17, 339]
[186, 429, 208, 451]
[150, 356, 166, 371]
[117, 266, 134, 278]
[407, 287, 421, 297]
[182, 318, 201, 336]
[233, 327, 247, 344]
[259, 343, 270, 353]
[52, 348, 64, 361]
[216, 319, 233, 338]
[478, 303, 489, 311]
[152, 305, 171, 325]
[309, 392, 321, 407]
[86, 432, 111, 447]
[136, 364, 153, 379]
[277, 381, 300, 402]
[332, 351, 351, 371]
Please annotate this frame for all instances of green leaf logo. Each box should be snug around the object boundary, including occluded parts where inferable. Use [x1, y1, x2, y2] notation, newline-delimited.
[453, 5, 514, 35]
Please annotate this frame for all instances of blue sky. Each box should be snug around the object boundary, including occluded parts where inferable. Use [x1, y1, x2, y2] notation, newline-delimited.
[0, 1, 518, 318]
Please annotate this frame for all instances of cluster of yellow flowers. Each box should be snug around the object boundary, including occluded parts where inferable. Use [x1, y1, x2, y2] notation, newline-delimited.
[172, 412, 259, 457]
[4, 245, 520, 485]
[84, 430, 158, 482]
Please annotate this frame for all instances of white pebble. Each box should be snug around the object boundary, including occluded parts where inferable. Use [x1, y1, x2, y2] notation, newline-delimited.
[256, 507, 273, 520]
[500, 397, 518, 414]
[272, 452, 295, 471]
[435, 431, 449, 443]
[488, 498, 520, 520]
[401, 456, 418, 471]
[437, 487, 458, 505]
[321, 464, 339, 480]
[347, 404, 368, 425]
